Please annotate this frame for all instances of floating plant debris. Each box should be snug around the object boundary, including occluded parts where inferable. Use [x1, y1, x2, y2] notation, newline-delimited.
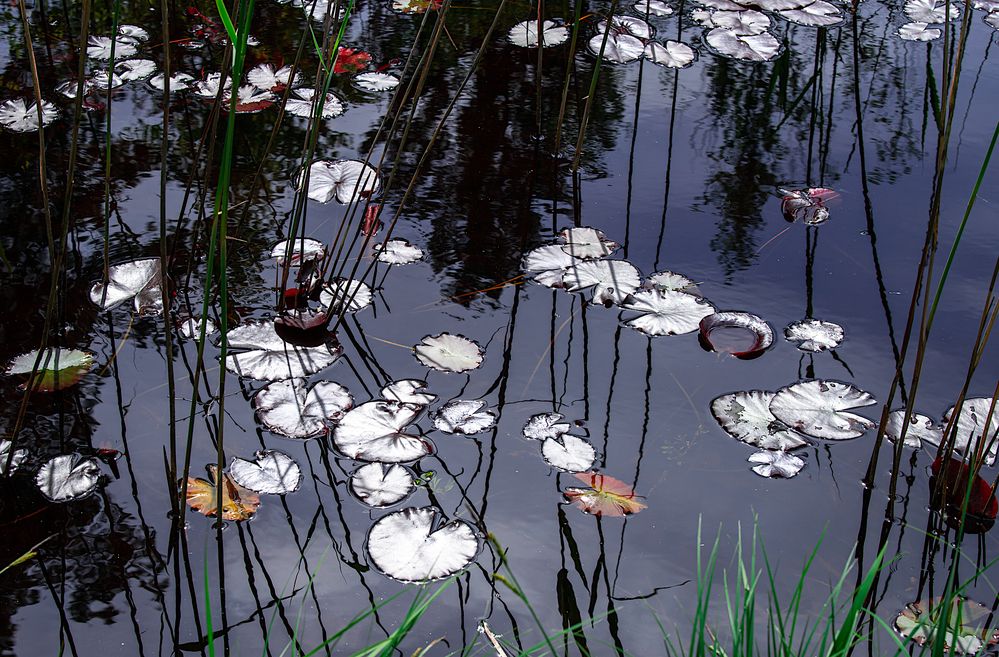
[643, 40, 698, 68]
[5, 348, 96, 392]
[522, 245, 576, 287]
[780, 187, 837, 224]
[558, 226, 620, 259]
[366, 507, 480, 583]
[229, 450, 302, 495]
[563, 472, 647, 517]
[381, 379, 437, 405]
[414, 333, 484, 373]
[253, 378, 353, 438]
[374, 238, 424, 265]
[301, 159, 379, 204]
[35, 454, 102, 502]
[0, 440, 27, 475]
[349, 463, 415, 507]
[769, 380, 876, 440]
[563, 259, 641, 305]
[783, 319, 844, 352]
[711, 390, 809, 451]
[748, 449, 804, 478]
[332, 400, 433, 462]
[247, 63, 301, 92]
[432, 400, 497, 435]
[89, 258, 163, 315]
[285, 88, 346, 119]
[542, 434, 597, 472]
[224, 320, 343, 381]
[523, 412, 572, 441]
[699, 311, 773, 359]
[895, 597, 999, 653]
[940, 397, 999, 465]
[354, 71, 400, 92]
[319, 278, 373, 314]
[621, 289, 716, 336]
[0, 98, 58, 133]
[185, 465, 260, 521]
[884, 410, 940, 449]
[898, 21, 942, 40]
[507, 19, 570, 47]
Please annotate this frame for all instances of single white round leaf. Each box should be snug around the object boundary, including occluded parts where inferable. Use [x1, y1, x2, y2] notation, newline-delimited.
[558, 226, 620, 259]
[523, 412, 571, 441]
[748, 450, 804, 478]
[507, 19, 570, 47]
[285, 88, 346, 119]
[319, 278, 373, 314]
[115, 58, 157, 81]
[433, 400, 497, 435]
[414, 333, 484, 373]
[229, 450, 302, 494]
[149, 71, 194, 93]
[522, 245, 576, 287]
[354, 72, 400, 92]
[904, 0, 960, 22]
[705, 28, 781, 62]
[597, 15, 654, 38]
[382, 379, 437, 405]
[784, 319, 844, 352]
[621, 289, 716, 336]
[349, 463, 414, 507]
[644, 40, 697, 68]
[374, 238, 424, 265]
[36, 454, 101, 502]
[87, 35, 138, 61]
[711, 390, 808, 451]
[942, 398, 999, 465]
[271, 238, 325, 263]
[247, 63, 301, 92]
[300, 159, 380, 204]
[89, 258, 163, 315]
[645, 270, 699, 294]
[366, 506, 479, 582]
[563, 259, 641, 305]
[588, 32, 646, 63]
[885, 410, 940, 449]
[898, 22, 942, 40]
[254, 378, 353, 438]
[542, 435, 596, 472]
[770, 380, 877, 440]
[634, 0, 673, 16]
[778, 0, 844, 26]
[333, 400, 433, 462]
[224, 320, 343, 381]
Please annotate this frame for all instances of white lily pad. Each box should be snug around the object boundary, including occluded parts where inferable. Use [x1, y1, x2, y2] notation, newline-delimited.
[563, 259, 641, 305]
[645, 270, 699, 294]
[254, 378, 353, 438]
[117, 25, 149, 42]
[940, 397, 999, 465]
[319, 278, 373, 313]
[643, 40, 697, 68]
[784, 319, 844, 352]
[699, 312, 774, 359]
[542, 435, 596, 472]
[414, 333, 484, 373]
[432, 400, 497, 435]
[711, 390, 808, 451]
[523, 412, 571, 440]
[597, 15, 655, 38]
[0, 440, 27, 475]
[332, 400, 433, 462]
[271, 237, 325, 265]
[522, 245, 576, 287]
[898, 22, 942, 40]
[621, 289, 716, 336]
[354, 71, 400, 92]
[558, 227, 620, 259]
[349, 463, 414, 507]
[634, 0, 673, 16]
[366, 506, 479, 583]
[192, 72, 232, 98]
[0, 99, 58, 133]
[35, 454, 101, 502]
[285, 88, 346, 119]
[247, 63, 301, 92]
[115, 58, 157, 81]
[89, 258, 163, 315]
[229, 450, 302, 494]
[507, 19, 570, 47]
[5, 348, 96, 392]
[588, 32, 646, 63]
[705, 27, 781, 61]
[223, 85, 277, 113]
[904, 0, 961, 22]
[748, 450, 804, 478]
[86, 35, 138, 61]
[778, 0, 843, 26]
[224, 320, 343, 381]
[885, 410, 940, 449]
[769, 380, 876, 440]
[301, 159, 380, 204]
[149, 71, 195, 93]
[374, 238, 424, 265]
[381, 379, 437, 405]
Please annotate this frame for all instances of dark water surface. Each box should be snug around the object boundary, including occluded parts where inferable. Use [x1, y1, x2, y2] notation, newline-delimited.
[0, 0, 998, 654]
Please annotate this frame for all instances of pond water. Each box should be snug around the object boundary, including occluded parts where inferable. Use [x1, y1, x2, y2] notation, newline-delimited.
[0, 0, 998, 654]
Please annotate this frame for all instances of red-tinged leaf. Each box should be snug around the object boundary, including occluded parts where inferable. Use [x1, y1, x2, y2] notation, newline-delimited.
[563, 472, 647, 517]
[273, 309, 335, 347]
[185, 465, 260, 521]
[930, 456, 998, 533]
[362, 204, 383, 236]
[334, 47, 372, 74]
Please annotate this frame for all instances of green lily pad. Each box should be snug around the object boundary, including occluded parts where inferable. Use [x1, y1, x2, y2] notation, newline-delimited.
[5, 348, 96, 392]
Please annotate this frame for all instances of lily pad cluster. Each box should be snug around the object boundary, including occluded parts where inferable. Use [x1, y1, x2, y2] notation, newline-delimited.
[588, 15, 697, 68]
[523, 412, 598, 472]
[886, 398, 999, 465]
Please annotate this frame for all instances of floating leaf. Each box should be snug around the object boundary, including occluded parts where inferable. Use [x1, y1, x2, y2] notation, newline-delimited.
[783, 319, 844, 352]
[930, 457, 998, 532]
[634, 0, 673, 16]
[366, 507, 480, 582]
[86, 35, 138, 61]
[543, 435, 596, 472]
[223, 85, 276, 113]
[769, 380, 876, 440]
[192, 72, 232, 98]
[5, 348, 96, 392]
[885, 410, 941, 449]
[523, 412, 572, 441]
[780, 187, 836, 224]
[0, 99, 58, 133]
[374, 238, 424, 265]
[705, 9, 770, 33]
[392, 0, 443, 13]
[229, 450, 302, 495]
[285, 88, 346, 119]
[433, 400, 497, 435]
[382, 379, 437, 405]
[332, 400, 433, 462]
[748, 450, 804, 478]
[699, 312, 774, 359]
[563, 472, 647, 517]
[507, 19, 570, 47]
[895, 596, 999, 653]
[115, 59, 157, 81]
[588, 32, 646, 63]
[224, 320, 343, 381]
[645, 270, 699, 294]
[414, 333, 484, 373]
[349, 463, 414, 507]
[987, 12, 999, 29]
[898, 21, 942, 40]
[89, 258, 163, 315]
[621, 289, 716, 336]
[904, 0, 961, 22]
[334, 47, 371, 74]
[185, 465, 260, 521]
[597, 15, 655, 38]
[36, 455, 101, 502]
[711, 390, 808, 451]
[354, 71, 400, 92]
[705, 27, 781, 62]
[247, 63, 301, 92]
[301, 159, 379, 204]
[643, 40, 697, 68]
[149, 71, 194, 93]
[320, 278, 373, 313]
[522, 245, 576, 287]
[777, 0, 843, 26]
[558, 227, 620, 259]
[939, 397, 999, 465]
[0, 440, 27, 475]
[178, 317, 217, 340]
[254, 378, 353, 438]
[117, 24, 149, 42]
[563, 259, 641, 305]
[271, 238, 326, 264]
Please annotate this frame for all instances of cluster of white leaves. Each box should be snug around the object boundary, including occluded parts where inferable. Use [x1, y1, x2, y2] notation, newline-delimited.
[522, 412, 596, 472]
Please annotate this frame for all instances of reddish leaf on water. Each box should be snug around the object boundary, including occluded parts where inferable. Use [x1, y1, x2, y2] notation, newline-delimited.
[334, 48, 372, 74]
[362, 204, 383, 236]
[563, 472, 647, 517]
[930, 456, 998, 533]
[274, 310, 335, 347]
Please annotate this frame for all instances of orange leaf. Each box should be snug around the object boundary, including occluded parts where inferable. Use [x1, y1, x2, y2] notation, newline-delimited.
[563, 472, 647, 517]
[185, 465, 260, 521]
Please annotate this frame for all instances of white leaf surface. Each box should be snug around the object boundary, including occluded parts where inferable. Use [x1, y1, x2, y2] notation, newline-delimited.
[588, 32, 646, 63]
[115, 59, 157, 81]
[507, 19, 570, 47]
[643, 40, 697, 68]
[225, 85, 276, 113]
[597, 15, 655, 38]
[224, 320, 343, 381]
[645, 270, 699, 294]
[89, 258, 163, 315]
[0, 99, 58, 133]
[885, 410, 940, 449]
[366, 506, 479, 582]
[349, 463, 414, 507]
[748, 450, 804, 478]
[247, 63, 301, 91]
[382, 379, 437, 405]
[433, 400, 497, 435]
[558, 227, 620, 259]
[778, 0, 843, 26]
[271, 238, 326, 263]
[117, 25, 149, 42]
[711, 390, 809, 451]
[149, 71, 194, 92]
[621, 289, 715, 336]
[705, 27, 781, 61]
[563, 259, 641, 305]
[301, 159, 380, 204]
[700, 311, 774, 357]
[523, 412, 571, 441]
[414, 333, 484, 373]
[898, 22, 942, 40]
[229, 450, 302, 494]
[285, 88, 346, 119]
[904, 0, 960, 22]
[522, 245, 576, 287]
[320, 278, 373, 313]
[0, 439, 27, 474]
[634, 0, 673, 16]
[333, 400, 433, 462]
[192, 72, 232, 98]
[542, 435, 596, 472]
[375, 238, 424, 265]
[987, 12, 999, 29]
[770, 380, 876, 440]
[709, 9, 770, 33]
[6, 348, 95, 376]
[87, 35, 138, 61]
[35, 454, 101, 502]
[940, 398, 999, 465]
[354, 72, 400, 92]
[178, 317, 217, 340]
[784, 319, 844, 352]
[254, 378, 353, 438]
